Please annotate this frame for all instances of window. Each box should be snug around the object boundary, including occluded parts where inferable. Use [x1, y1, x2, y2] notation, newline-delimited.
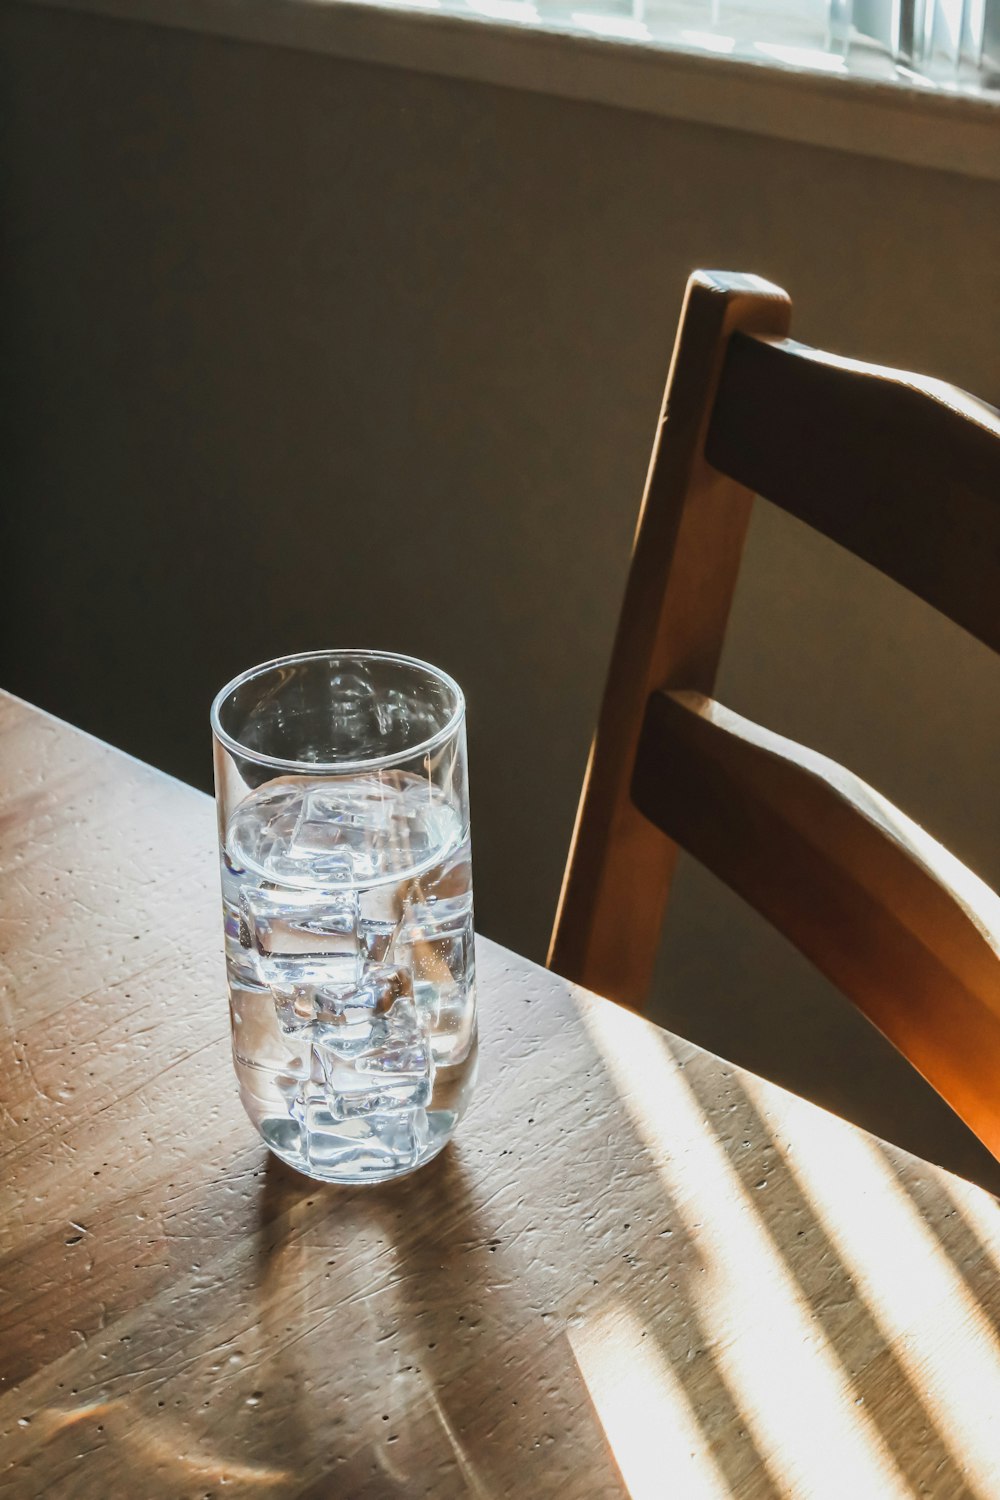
[406, 0, 999, 92]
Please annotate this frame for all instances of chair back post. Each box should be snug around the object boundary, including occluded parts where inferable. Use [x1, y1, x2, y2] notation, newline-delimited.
[548, 271, 791, 1007]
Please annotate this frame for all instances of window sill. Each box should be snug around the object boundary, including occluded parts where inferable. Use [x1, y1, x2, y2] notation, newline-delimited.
[16, 0, 1000, 181]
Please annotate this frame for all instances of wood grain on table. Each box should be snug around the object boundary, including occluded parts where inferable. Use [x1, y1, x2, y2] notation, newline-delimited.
[3, 690, 1000, 1499]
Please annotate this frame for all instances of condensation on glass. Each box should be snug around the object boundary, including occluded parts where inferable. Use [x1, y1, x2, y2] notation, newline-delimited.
[211, 651, 477, 1184]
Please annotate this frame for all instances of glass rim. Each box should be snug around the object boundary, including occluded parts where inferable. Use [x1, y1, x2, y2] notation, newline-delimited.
[210, 648, 466, 775]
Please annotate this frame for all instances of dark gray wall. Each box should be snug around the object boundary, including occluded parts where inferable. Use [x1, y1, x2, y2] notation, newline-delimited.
[3, 4, 1000, 1183]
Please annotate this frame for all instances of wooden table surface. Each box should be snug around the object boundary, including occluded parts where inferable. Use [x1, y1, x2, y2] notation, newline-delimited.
[4, 691, 1000, 1499]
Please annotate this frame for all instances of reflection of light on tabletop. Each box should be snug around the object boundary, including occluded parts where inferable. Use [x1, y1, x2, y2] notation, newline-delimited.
[570, 12, 650, 38]
[744, 1074, 1000, 1497]
[755, 42, 847, 71]
[422, 1386, 491, 1499]
[896, 63, 938, 85]
[42, 1401, 118, 1432]
[132, 1425, 290, 1488]
[680, 28, 736, 51]
[34, 1400, 289, 1489]
[569, 1303, 730, 1500]
[583, 1003, 913, 1499]
[467, 0, 540, 19]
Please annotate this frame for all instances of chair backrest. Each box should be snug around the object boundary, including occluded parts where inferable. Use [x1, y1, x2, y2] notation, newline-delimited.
[548, 270, 1000, 1159]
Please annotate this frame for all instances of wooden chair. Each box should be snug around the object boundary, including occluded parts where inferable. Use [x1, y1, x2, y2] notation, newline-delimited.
[548, 270, 1000, 1159]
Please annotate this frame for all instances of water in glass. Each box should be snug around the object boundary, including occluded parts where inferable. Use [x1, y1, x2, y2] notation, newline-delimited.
[223, 769, 477, 1182]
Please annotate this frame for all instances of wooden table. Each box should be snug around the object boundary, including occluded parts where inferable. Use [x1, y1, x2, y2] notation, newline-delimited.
[4, 691, 1000, 1499]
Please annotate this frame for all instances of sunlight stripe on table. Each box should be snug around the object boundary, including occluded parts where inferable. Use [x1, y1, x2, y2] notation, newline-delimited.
[582, 1002, 914, 1500]
[569, 1302, 731, 1500]
[744, 1074, 1000, 1498]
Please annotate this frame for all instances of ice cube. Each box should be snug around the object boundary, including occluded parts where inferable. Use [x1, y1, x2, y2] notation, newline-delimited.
[358, 917, 400, 964]
[291, 783, 385, 871]
[271, 981, 323, 1033]
[309, 963, 412, 1035]
[284, 782, 393, 883]
[364, 962, 414, 1011]
[399, 850, 473, 973]
[241, 885, 360, 991]
[226, 782, 306, 884]
[274, 1067, 310, 1100]
[368, 1106, 430, 1164]
[312, 984, 369, 1028]
[316, 997, 432, 1119]
[401, 917, 472, 999]
[313, 1013, 379, 1055]
[292, 1098, 429, 1173]
[296, 782, 388, 836]
[241, 885, 357, 957]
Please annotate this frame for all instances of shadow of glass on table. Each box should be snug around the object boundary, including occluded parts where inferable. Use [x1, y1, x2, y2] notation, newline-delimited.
[246, 1040, 786, 1499]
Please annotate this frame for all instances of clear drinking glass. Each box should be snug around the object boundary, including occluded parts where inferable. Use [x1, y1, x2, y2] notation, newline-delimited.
[211, 650, 477, 1184]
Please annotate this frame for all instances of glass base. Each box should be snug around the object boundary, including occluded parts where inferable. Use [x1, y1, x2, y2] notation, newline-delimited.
[250, 1098, 458, 1185]
[234, 1031, 478, 1186]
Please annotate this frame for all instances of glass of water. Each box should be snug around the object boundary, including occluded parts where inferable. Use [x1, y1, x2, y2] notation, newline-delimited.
[211, 650, 477, 1184]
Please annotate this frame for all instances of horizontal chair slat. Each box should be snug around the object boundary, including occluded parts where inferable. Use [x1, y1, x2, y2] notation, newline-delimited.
[706, 333, 1000, 653]
[631, 688, 1000, 1155]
